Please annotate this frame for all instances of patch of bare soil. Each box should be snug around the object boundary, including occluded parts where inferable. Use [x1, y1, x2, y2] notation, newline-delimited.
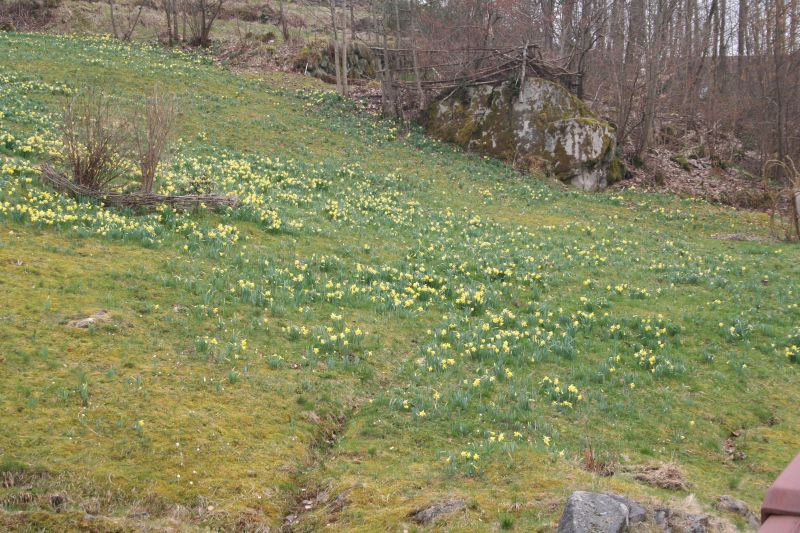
[722, 430, 749, 462]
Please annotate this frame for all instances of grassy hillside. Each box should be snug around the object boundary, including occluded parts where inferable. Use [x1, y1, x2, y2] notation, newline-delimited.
[1, 32, 799, 532]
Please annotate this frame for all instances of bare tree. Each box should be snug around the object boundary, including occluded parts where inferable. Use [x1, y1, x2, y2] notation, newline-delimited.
[109, 0, 143, 41]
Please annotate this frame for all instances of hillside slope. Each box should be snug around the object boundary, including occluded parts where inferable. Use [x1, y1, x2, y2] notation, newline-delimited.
[1, 33, 799, 532]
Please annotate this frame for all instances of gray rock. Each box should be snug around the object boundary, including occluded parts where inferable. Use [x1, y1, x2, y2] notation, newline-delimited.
[606, 493, 648, 524]
[410, 498, 466, 525]
[715, 496, 759, 527]
[557, 491, 646, 533]
[682, 513, 709, 533]
[654, 508, 672, 532]
[426, 78, 620, 191]
[49, 492, 66, 512]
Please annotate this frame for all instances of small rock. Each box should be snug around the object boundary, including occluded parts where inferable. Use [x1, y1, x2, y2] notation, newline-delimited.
[654, 508, 672, 532]
[328, 490, 350, 513]
[67, 311, 110, 328]
[410, 498, 466, 525]
[246, 469, 257, 478]
[682, 513, 710, 533]
[127, 511, 150, 520]
[715, 496, 759, 527]
[557, 491, 644, 533]
[49, 492, 67, 512]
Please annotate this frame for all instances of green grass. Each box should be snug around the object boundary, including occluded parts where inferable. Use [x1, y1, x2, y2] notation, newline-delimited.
[1, 32, 799, 531]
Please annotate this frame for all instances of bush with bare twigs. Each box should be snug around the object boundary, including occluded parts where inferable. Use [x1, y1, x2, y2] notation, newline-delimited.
[132, 89, 177, 194]
[763, 158, 800, 241]
[60, 91, 133, 192]
[0, 0, 61, 32]
[51, 89, 238, 210]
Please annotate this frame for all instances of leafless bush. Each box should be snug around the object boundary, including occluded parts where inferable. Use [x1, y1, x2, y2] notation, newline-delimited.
[132, 89, 177, 194]
[108, 0, 144, 41]
[184, 0, 225, 48]
[0, 0, 61, 31]
[60, 91, 132, 192]
[763, 158, 800, 241]
[60, 89, 177, 195]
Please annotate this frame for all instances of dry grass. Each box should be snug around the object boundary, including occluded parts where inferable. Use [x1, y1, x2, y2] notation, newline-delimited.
[631, 462, 691, 491]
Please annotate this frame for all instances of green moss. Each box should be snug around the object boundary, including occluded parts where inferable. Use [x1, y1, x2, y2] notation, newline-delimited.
[607, 158, 625, 184]
[671, 154, 692, 171]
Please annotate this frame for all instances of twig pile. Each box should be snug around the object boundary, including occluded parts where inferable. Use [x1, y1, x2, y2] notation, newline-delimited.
[40, 164, 239, 211]
[373, 43, 579, 92]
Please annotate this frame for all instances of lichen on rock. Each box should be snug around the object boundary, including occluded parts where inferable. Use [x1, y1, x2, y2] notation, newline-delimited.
[425, 77, 617, 191]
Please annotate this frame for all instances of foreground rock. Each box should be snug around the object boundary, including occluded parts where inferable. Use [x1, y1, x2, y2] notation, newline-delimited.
[410, 498, 466, 525]
[714, 496, 759, 528]
[557, 491, 646, 532]
[426, 77, 620, 191]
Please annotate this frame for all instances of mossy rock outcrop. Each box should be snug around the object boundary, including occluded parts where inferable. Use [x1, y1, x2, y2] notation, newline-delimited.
[294, 41, 379, 80]
[425, 78, 617, 191]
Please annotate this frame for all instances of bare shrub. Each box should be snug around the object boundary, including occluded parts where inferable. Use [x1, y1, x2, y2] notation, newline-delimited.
[60, 91, 132, 192]
[132, 89, 177, 194]
[763, 158, 800, 241]
[184, 0, 225, 48]
[0, 0, 61, 31]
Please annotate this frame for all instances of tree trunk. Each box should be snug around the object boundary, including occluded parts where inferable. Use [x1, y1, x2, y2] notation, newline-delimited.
[278, 0, 289, 42]
[164, 0, 173, 45]
[172, 0, 179, 42]
[409, 0, 425, 111]
[381, 1, 395, 116]
[109, 0, 119, 38]
[737, 0, 747, 74]
[342, 0, 349, 97]
[329, 0, 342, 94]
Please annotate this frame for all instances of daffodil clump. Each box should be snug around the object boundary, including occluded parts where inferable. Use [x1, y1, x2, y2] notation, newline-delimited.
[310, 317, 369, 361]
[783, 327, 800, 363]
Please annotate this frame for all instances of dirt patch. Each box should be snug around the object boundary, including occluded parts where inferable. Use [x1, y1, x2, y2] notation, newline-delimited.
[723, 430, 747, 462]
[712, 233, 775, 242]
[281, 486, 351, 531]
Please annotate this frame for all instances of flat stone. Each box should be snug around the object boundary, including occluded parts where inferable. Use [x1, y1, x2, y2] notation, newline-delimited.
[67, 311, 110, 328]
[410, 498, 466, 525]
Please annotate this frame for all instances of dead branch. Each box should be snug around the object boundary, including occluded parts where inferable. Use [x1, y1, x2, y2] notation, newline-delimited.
[41, 164, 239, 211]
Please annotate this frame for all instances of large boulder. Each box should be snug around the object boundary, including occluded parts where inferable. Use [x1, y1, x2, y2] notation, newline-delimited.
[426, 78, 620, 191]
